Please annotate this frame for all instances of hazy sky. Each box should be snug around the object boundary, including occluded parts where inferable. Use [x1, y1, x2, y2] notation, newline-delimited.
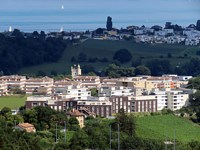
[0, 0, 199, 31]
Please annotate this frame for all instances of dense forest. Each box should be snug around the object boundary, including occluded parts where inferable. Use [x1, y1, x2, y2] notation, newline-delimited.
[0, 30, 67, 74]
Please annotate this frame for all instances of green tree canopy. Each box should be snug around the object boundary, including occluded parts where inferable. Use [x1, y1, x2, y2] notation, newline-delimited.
[113, 49, 132, 63]
[135, 65, 151, 76]
[106, 16, 113, 31]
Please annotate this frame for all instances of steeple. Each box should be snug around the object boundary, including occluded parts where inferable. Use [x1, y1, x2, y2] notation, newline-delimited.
[71, 64, 82, 78]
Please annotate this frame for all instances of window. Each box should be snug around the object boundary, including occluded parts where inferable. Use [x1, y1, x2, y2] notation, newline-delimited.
[33, 102, 38, 107]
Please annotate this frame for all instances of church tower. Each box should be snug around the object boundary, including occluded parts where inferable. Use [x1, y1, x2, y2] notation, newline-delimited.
[71, 64, 81, 78]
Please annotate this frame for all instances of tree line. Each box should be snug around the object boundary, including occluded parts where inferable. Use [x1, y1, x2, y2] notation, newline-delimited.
[1, 106, 200, 149]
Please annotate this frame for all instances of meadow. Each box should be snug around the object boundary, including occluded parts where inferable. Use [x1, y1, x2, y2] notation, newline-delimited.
[18, 39, 200, 75]
[0, 95, 27, 109]
[136, 114, 200, 143]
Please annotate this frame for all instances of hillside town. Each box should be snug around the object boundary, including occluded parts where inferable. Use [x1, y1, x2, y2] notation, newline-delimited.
[0, 64, 195, 127]
[3, 20, 200, 46]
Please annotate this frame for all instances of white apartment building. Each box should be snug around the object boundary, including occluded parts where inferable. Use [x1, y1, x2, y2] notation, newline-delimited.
[25, 76, 53, 94]
[66, 85, 91, 100]
[153, 89, 189, 111]
[98, 86, 134, 97]
[73, 76, 101, 88]
[52, 80, 82, 94]
[0, 75, 26, 90]
[0, 81, 7, 96]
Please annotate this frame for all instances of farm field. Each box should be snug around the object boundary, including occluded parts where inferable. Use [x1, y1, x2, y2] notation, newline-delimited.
[136, 114, 200, 143]
[18, 39, 200, 75]
[0, 95, 27, 109]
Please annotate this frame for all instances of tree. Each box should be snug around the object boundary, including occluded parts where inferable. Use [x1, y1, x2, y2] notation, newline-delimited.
[32, 31, 39, 37]
[87, 72, 96, 76]
[95, 28, 104, 35]
[12, 29, 23, 38]
[82, 65, 95, 74]
[132, 58, 142, 67]
[113, 49, 132, 63]
[40, 31, 46, 39]
[146, 59, 171, 76]
[196, 20, 200, 31]
[135, 65, 151, 75]
[90, 88, 98, 97]
[1, 107, 11, 116]
[106, 16, 113, 31]
[187, 77, 200, 90]
[69, 130, 89, 150]
[165, 22, 172, 29]
[115, 109, 136, 137]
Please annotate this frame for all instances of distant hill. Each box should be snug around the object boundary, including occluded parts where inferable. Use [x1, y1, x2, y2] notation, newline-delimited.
[136, 114, 200, 143]
[18, 39, 200, 75]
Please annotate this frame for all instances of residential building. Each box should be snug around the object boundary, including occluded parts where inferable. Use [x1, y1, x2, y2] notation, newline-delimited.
[15, 123, 36, 133]
[25, 95, 51, 109]
[73, 76, 101, 88]
[76, 97, 112, 117]
[100, 78, 117, 86]
[25, 95, 77, 112]
[25, 76, 53, 94]
[67, 109, 85, 128]
[152, 88, 189, 111]
[0, 75, 26, 91]
[98, 86, 134, 97]
[52, 80, 82, 94]
[109, 95, 157, 113]
[0, 81, 7, 96]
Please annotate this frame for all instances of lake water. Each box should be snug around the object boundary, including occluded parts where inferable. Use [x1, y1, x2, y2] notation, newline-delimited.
[0, 0, 199, 32]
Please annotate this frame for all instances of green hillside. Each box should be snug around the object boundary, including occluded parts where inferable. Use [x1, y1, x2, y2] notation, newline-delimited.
[136, 114, 200, 143]
[18, 39, 200, 75]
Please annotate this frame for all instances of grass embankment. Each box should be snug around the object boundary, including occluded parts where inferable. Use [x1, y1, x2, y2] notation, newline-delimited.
[18, 39, 200, 75]
[136, 114, 200, 143]
[0, 95, 27, 109]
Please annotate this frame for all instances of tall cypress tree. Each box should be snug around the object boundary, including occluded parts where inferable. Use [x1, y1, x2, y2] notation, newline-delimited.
[106, 16, 113, 31]
[196, 20, 200, 31]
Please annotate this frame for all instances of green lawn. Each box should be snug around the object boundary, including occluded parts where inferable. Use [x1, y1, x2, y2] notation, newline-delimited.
[0, 95, 27, 109]
[136, 114, 200, 143]
[18, 39, 200, 75]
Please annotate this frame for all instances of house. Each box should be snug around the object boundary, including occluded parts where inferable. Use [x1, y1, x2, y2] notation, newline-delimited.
[67, 109, 85, 128]
[15, 123, 36, 133]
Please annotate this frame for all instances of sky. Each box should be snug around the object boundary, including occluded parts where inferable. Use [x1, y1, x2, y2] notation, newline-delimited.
[0, 0, 199, 31]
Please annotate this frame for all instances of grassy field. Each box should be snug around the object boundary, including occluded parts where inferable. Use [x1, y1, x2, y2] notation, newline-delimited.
[136, 114, 200, 143]
[0, 95, 27, 109]
[18, 39, 200, 75]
